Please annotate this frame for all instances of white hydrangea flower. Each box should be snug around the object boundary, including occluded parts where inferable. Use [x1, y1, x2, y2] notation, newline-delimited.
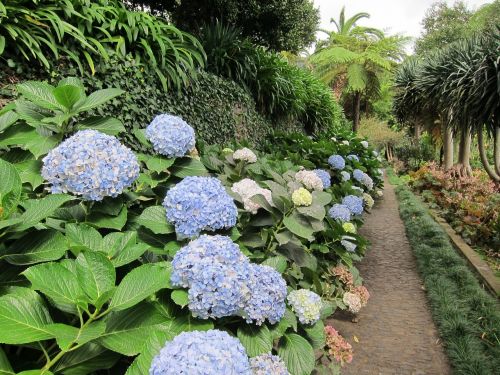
[342, 140, 349, 146]
[376, 190, 384, 197]
[232, 179, 273, 214]
[330, 137, 337, 142]
[295, 170, 323, 191]
[233, 147, 257, 163]
[343, 292, 362, 313]
[363, 193, 374, 209]
[287, 289, 322, 325]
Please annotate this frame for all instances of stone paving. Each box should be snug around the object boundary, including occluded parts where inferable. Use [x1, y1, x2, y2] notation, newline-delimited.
[326, 178, 451, 375]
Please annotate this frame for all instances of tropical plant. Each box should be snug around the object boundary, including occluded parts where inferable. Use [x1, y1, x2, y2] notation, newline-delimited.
[311, 32, 407, 132]
[319, 6, 384, 40]
[0, 0, 205, 90]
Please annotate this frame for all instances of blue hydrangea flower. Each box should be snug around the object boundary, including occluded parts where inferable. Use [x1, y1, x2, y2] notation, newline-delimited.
[328, 155, 345, 170]
[150, 330, 251, 375]
[42, 129, 139, 201]
[171, 235, 248, 288]
[250, 354, 290, 375]
[243, 264, 287, 325]
[287, 289, 322, 325]
[329, 204, 351, 222]
[188, 262, 251, 319]
[313, 169, 331, 189]
[346, 154, 359, 162]
[163, 176, 237, 238]
[341, 171, 350, 181]
[342, 195, 364, 216]
[145, 114, 195, 157]
[353, 169, 374, 190]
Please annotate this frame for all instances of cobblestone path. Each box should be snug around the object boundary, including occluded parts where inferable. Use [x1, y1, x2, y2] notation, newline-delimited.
[326, 178, 451, 375]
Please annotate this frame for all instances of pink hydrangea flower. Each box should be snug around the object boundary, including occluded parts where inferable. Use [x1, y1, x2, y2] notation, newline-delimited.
[324, 326, 353, 366]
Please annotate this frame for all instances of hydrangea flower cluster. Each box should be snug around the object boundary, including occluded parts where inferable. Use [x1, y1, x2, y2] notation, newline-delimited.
[292, 188, 312, 206]
[324, 326, 353, 366]
[353, 169, 373, 190]
[287, 289, 322, 325]
[341, 171, 350, 181]
[376, 190, 384, 197]
[250, 354, 290, 375]
[295, 170, 323, 191]
[350, 285, 370, 307]
[343, 292, 362, 313]
[313, 169, 331, 189]
[363, 193, 374, 209]
[342, 140, 350, 146]
[145, 114, 196, 158]
[233, 147, 257, 163]
[330, 265, 354, 286]
[42, 130, 139, 201]
[329, 204, 351, 222]
[328, 155, 345, 170]
[171, 235, 286, 324]
[342, 222, 356, 233]
[346, 154, 359, 162]
[163, 176, 237, 238]
[341, 236, 357, 253]
[232, 179, 273, 214]
[360, 140, 369, 148]
[149, 330, 251, 374]
[342, 195, 364, 216]
[243, 264, 287, 325]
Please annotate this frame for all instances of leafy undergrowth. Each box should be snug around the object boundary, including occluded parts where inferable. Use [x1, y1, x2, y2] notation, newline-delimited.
[395, 186, 500, 375]
[409, 163, 500, 275]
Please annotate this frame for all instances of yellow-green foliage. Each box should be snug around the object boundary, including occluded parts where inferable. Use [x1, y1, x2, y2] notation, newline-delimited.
[358, 116, 403, 149]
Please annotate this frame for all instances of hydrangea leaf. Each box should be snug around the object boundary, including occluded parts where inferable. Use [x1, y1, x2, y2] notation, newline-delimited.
[0, 347, 14, 374]
[77, 116, 125, 135]
[15, 194, 74, 231]
[75, 251, 115, 304]
[303, 320, 325, 349]
[65, 223, 103, 252]
[261, 255, 288, 273]
[283, 214, 314, 240]
[170, 290, 189, 308]
[237, 324, 273, 357]
[3, 230, 68, 265]
[52, 343, 120, 374]
[277, 334, 315, 375]
[109, 263, 170, 311]
[145, 156, 175, 173]
[137, 206, 174, 234]
[171, 158, 208, 178]
[86, 206, 127, 230]
[46, 321, 106, 351]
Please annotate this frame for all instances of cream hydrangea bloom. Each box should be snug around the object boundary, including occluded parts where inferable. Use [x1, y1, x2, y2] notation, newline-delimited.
[295, 170, 323, 191]
[363, 193, 374, 209]
[360, 140, 369, 148]
[343, 292, 362, 313]
[292, 188, 312, 206]
[233, 147, 257, 163]
[342, 222, 356, 234]
[231, 179, 273, 214]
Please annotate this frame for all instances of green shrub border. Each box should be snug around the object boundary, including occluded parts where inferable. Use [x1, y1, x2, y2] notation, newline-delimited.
[395, 185, 500, 375]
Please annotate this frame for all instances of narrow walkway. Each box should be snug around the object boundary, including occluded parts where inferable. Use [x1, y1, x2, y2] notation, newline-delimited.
[327, 177, 451, 375]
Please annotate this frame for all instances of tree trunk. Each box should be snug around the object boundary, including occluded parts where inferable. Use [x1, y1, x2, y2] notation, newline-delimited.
[494, 126, 500, 176]
[413, 121, 421, 142]
[455, 128, 472, 177]
[443, 126, 454, 170]
[352, 91, 361, 133]
[477, 129, 500, 182]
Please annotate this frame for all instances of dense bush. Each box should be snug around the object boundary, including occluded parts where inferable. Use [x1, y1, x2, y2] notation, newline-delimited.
[358, 116, 403, 151]
[0, 55, 288, 151]
[0, 0, 204, 90]
[409, 163, 500, 268]
[0, 78, 382, 374]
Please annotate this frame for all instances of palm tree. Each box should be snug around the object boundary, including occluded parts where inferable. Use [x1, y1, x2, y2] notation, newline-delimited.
[311, 33, 406, 132]
[320, 6, 384, 40]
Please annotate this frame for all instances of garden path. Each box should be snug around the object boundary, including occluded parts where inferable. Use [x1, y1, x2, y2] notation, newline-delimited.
[326, 177, 451, 375]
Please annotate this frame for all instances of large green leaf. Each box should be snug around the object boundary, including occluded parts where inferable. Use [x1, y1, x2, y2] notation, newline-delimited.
[0, 289, 53, 344]
[277, 334, 315, 375]
[47, 321, 106, 351]
[303, 320, 325, 349]
[86, 206, 127, 230]
[65, 223, 103, 252]
[98, 303, 169, 356]
[53, 84, 83, 110]
[270, 309, 297, 339]
[16, 81, 63, 111]
[75, 251, 115, 304]
[283, 214, 314, 240]
[311, 191, 332, 206]
[109, 263, 170, 311]
[261, 255, 288, 273]
[52, 343, 120, 374]
[0, 158, 22, 217]
[170, 289, 189, 308]
[26, 132, 59, 159]
[145, 156, 175, 173]
[0, 110, 18, 133]
[16, 194, 74, 231]
[77, 88, 124, 112]
[171, 158, 208, 178]
[125, 330, 175, 375]
[297, 204, 326, 221]
[2, 230, 67, 265]
[237, 325, 273, 357]
[137, 206, 174, 234]
[23, 262, 85, 314]
[110, 242, 150, 268]
[14, 159, 44, 189]
[78, 116, 125, 135]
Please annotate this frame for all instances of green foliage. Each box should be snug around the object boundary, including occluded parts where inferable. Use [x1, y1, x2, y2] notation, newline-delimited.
[197, 23, 346, 133]
[395, 185, 500, 374]
[358, 116, 403, 150]
[0, 0, 205, 90]
[0, 77, 383, 374]
[130, 0, 320, 52]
